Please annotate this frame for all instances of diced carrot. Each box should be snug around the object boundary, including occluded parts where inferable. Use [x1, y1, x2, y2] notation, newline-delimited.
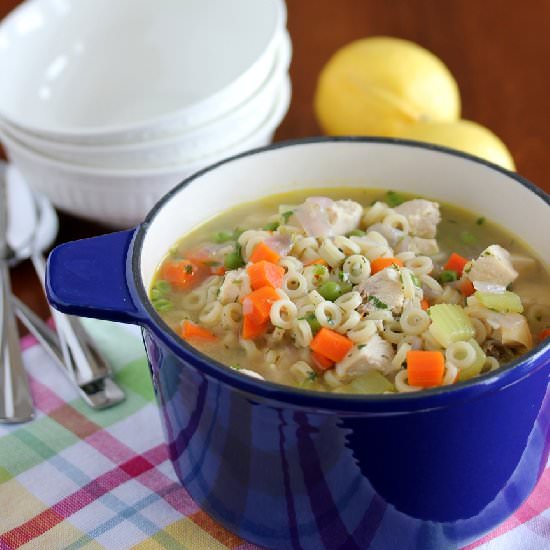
[421, 299, 430, 311]
[162, 259, 207, 289]
[242, 316, 268, 340]
[310, 328, 354, 363]
[249, 242, 281, 264]
[311, 351, 334, 372]
[370, 257, 404, 274]
[242, 286, 281, 325]
[209, 265, 226, 276]
[247, 260, 285, 290]
[458, 278, 475, 297]
[538, 328, 550, 342]
[406, 350, 445, 387]
[181, 320, 217, 341]
[305, 258, 329, 267]
[444, 253, 469, 276]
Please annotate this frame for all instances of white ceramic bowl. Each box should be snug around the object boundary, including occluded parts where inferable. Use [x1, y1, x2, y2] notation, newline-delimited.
[0, 31, 292, 170]
[0, 0, 286, 145]
[0, 77, 291, 227]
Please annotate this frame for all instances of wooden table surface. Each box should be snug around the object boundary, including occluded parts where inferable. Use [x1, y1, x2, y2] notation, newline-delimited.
[1, 0, 549, 326]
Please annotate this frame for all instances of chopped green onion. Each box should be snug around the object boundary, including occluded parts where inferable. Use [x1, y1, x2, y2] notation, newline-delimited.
[474, 291, 524, 313]
[347, 229, 366, 237]
[386, 190, 405, 207]
[367, 295, 388, 309]
[411, 273, 421, 287]
[318, 281, 344, 301]
[439, 270, 458, 283]
[458, 339, 486, 381]
[428, 304, 475, 348]
[313, 264, 329, 278]
[335, 370, 394, 394]
[460, 231, 477, 245]
[263, 221, 280, 231]
[476, 217, 486, 226]
[214, 230, 235, 243]
[281, 210, 294, 223]
[152, 298, 173, 312]
[230, 364, 242, 371]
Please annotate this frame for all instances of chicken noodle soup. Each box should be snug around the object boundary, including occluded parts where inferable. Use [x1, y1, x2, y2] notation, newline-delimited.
[149, 189, 550, 394]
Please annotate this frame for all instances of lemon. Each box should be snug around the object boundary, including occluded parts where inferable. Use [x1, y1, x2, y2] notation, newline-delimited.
[314, 36, 460, 136]
[401, 119, 515, 170]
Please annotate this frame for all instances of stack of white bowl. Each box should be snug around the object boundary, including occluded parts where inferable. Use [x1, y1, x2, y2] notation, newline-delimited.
[0, 0, 291, 227]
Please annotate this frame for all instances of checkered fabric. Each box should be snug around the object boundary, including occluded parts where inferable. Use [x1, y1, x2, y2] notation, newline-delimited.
[0, 320, 548, 549]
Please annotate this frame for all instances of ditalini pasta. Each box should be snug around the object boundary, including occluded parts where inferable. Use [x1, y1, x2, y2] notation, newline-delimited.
[149, 189, 550, 394]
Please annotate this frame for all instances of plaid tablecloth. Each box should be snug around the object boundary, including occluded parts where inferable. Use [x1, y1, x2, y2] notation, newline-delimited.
[0, 320, 548, 549]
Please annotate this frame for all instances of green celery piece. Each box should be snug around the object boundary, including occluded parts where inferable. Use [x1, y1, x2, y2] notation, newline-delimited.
[457, 339, 486, 381]
[335, 370, 394, 394]
[428, 304, 475, 348]
[474, 291, 524, 313]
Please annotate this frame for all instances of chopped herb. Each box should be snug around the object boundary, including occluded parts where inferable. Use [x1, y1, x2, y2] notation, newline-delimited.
[411, 273, 421, 287]
[306, 371, 318, 382]
[460, 231, 477, 245]
[233, 227, 245, 240]
[347, 229, 366, 237]
[281, 210, 294, 223]
[439, 270, 458, 283]
[214, 230, 234, 243]
[358, 344, 366, 349]
[386, 190, 405, 207]
[230, 364, 242, 371]
[263, 221, 280, 231]
[184, 264, 193, 274]
[367, 295, 388, 309]
[535, 314, 542, 322]
[313, 264, 328, 277]
[476, 216, 486, 226]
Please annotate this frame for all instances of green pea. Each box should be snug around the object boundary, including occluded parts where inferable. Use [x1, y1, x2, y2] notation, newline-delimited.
[214, 230, 235, 243]
[224, 250, 245, 270]
[304, 313, 321, 333]
[439, 270, 458, 283]
[318, 281, 343, 301]
[152, 298, 173, 312]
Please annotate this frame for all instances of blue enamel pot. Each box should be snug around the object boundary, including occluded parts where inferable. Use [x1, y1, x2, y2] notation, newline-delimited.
[46, 138, 550, 549]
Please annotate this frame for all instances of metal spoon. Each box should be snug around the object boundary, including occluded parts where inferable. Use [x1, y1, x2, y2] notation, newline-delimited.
[0, 162, 34, 423]
[24, 191, 125, 408]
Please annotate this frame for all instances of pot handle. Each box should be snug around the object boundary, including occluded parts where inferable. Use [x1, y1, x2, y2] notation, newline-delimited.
[46, 229, 147, 325]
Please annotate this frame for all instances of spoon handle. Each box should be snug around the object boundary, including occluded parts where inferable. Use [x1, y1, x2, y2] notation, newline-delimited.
[0, 262, 34, 423]
[32, 253, 125, 393]
[13, 295, 125, 409]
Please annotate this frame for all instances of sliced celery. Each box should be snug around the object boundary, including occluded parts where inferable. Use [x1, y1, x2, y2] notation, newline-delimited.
[428, 304, 475, 348]
[335, 370, 394, 394]
[458, 339, 486, 381]
[474, 291, 523, 313]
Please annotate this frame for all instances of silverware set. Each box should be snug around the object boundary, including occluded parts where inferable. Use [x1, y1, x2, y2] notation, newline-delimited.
[0, 162, 125, 423]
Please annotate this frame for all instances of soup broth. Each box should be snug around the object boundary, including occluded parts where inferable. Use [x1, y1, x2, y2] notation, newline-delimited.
[149, 188, 550, 394]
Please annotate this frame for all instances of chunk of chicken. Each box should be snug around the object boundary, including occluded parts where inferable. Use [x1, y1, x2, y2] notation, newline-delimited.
[394, 236, 439, 256]
[218, 268, 251, 304]
[368, 223, 404, 247]
[294, 197, 362, 237]
[335, 334, 396, 378]
[467, 245, 518, 292]
[358, 267, 404, 314]
[394, 199, 441, 238]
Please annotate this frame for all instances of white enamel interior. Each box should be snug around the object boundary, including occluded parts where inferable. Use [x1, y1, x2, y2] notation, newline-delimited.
[0, 0, 284, 137]
[139, 141, 550, 289]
